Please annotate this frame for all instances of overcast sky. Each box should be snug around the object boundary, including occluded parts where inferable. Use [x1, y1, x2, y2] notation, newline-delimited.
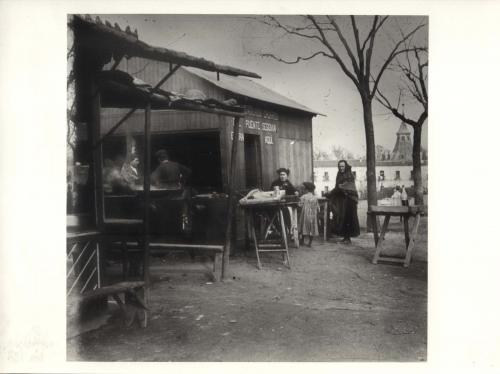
[94, 14, 428, 157]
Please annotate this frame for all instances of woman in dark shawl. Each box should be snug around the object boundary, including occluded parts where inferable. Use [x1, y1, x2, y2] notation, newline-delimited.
[327, 160, 360, 243]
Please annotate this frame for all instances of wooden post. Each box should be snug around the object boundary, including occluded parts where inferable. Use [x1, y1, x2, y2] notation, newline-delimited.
[143, 103, 151, 300]
[222, 117, 241, 280]
[90, 82, 104, 231]
[89, 78, 107, 313]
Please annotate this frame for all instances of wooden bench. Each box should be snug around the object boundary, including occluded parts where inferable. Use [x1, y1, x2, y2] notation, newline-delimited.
[150, 242, 224, 282]
[109, 239, 224, 282]
[79, 281, 148, 327]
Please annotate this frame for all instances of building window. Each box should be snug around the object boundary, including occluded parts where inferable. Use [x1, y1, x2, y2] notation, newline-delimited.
[352, 171, 357, 179]
[379, 170, 385, 181]
[323, 172, 329, 182]
[395, 170, 400, 180]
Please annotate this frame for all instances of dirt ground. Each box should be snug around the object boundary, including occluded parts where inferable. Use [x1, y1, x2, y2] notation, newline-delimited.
[68, 205, 427, 362]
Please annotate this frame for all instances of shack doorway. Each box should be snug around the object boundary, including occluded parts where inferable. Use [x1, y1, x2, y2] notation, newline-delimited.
[244, 133, 262, 189]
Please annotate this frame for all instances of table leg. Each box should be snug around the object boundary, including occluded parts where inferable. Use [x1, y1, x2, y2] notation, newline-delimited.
[279, 209, 291, 268]
[404, 213, 421, 267]
[244, 211, 251, 252]
[403, 216, 410, 249]
[288, 206, 299, 248]
[371, 214, 379, 246]
[372, 215, 390, 264]
[249, 212, 262, 270]
[323, 202, 328, 241]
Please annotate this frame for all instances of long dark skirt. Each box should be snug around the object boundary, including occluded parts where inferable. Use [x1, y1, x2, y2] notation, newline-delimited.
[331, 195, 360, 238]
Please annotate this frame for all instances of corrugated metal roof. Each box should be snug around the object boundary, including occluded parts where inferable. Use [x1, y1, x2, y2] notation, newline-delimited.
[69, 15, 261, 79]
[185, 67, 323, 116]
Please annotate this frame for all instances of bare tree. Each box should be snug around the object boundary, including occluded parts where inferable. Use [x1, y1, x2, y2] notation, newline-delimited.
[376, 47, 428, 205]
[331, 145, 354, 160]
[258, 15, 426, 227]
[376, 144, 390, 160]
[313, 146, 331, 161]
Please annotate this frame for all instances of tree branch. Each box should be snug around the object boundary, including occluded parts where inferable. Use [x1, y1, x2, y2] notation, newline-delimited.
[350, 16, 364, 77]
[415, 49, 428, 102]
[375, 86, 426, 128]
[370, 23, 426, 99]
[362, 16, 388, 52]
[261, 51, 333, 64]
[365, 16, 389, 78]
[307, 15, 361, 90]
[262, 16, 324, 42]
[326, 15, 361, 78]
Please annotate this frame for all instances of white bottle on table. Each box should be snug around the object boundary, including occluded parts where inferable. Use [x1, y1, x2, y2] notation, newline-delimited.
[401, 186, 408, 206]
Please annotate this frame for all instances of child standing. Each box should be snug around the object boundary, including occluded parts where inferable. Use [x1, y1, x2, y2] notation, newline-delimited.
[299, 182, 320, 247]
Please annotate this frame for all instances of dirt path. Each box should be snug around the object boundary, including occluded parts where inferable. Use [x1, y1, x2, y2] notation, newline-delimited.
[68, 217, 427, 362]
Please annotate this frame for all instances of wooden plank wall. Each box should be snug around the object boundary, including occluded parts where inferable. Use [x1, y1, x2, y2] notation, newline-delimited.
[277, 139, 313, 188]
[100, 109, 223, 135]
[219, 106, 314, 192]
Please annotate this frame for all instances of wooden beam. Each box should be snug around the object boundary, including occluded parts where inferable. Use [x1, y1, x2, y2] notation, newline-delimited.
[153, 64, 180, 89]
[222, 117, 241, 280]
[94, 66, 181, 148]
[110, 55, 123, 70]
[96, 107, 137, 148]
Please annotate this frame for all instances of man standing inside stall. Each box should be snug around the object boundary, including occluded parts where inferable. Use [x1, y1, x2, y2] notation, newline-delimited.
[151, 149, 192, 189]
[150, 149, 193, 236]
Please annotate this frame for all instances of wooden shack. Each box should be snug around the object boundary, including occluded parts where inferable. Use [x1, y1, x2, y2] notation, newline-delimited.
[99, 60, 320, 244]
[101, 63, 319, 192]
[67, 14, 263, 328]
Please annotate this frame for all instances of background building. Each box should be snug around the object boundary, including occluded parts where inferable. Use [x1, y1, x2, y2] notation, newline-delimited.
[313, 122, 428, 199]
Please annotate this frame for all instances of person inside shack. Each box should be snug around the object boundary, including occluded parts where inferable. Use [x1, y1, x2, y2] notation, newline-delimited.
[151, 149, 192, 189]
[103, 158, 132, 194]
[120, 156, 140, 187]
[270, 168, 298, 196]
[326, 159, 360, 244]
[150, 149, 193, 236]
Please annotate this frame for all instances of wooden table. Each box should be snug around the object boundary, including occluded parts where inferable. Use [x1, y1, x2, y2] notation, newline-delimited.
[369, 205, 427, 267]
[241, 200, 297, 269]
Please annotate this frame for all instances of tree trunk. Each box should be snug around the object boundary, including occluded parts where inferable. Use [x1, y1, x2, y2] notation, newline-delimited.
[412, 124, 424, 205]
[361, 96, 378, 231]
